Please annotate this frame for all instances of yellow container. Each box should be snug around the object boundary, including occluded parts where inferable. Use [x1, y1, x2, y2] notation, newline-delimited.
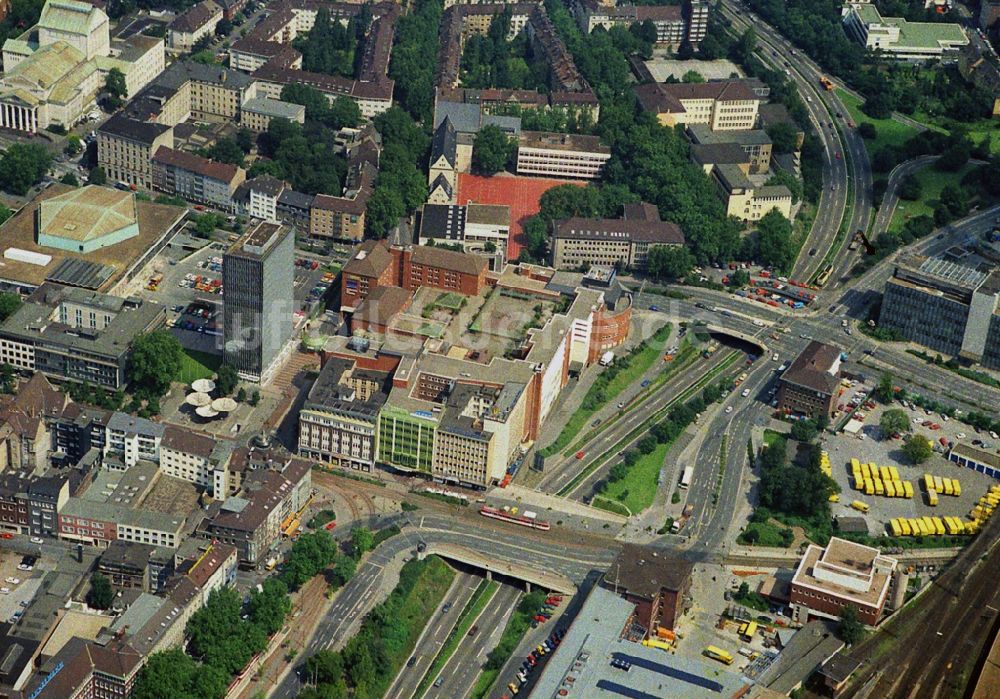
[952, 480, 961, 496]
[929, 491, 939, 506]
[885, 481, 896, 498]
[889, 519, 902, 537]
[899, 519, 911, 535]
[931, 517, 945, 535]
[934, 476, 944, 493]
[903, 481, 914, 498]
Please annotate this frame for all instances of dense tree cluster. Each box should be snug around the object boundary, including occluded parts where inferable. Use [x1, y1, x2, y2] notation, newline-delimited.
[0, 293, 21, 323]
[490, 104, 596, 134]
[472, 125, 516, 175]
[254, 118, 347, 195]
[0, 144, 51, 195]
[461, 8, 549, 91]
[388, 0, 442, 123]
[86, 573, 114, 610]
[366, 107, 429, 237]
[294, 8, 362, 78]
[129, 330, 183, 397]
[280, 86, 361, 131]
[758, 436, 837, 519]
[749, 209, 796, 272]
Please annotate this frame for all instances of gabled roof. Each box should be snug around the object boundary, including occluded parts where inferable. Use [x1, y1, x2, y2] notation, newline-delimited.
[410, 245, 487, 276]
[780, 341, 841, 396]
[343, 240, 393, 279]
[431, 117, 458, 168]
[153, 146, 243, 184]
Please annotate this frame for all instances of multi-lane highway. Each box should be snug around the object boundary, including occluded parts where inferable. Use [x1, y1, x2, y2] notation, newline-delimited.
[427, 583, 523, 699]
[385, 570, 482, 699]
[719, 0, 873, 284]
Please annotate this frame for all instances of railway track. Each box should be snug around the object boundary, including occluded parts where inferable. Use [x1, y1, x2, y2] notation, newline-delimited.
[843, 512, 1000, 698]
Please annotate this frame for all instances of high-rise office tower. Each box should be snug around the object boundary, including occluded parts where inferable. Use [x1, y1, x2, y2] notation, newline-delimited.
[223, 221, 293, 383]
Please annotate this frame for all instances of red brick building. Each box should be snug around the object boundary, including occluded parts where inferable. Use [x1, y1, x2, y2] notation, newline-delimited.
[776, 340, 842, 419]
[601, 543, 693, 634]
[340, 241, 488, 313]
[790, 537, 898, 626]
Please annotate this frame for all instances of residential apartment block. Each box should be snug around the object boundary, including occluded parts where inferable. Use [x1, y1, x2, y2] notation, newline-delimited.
[878, 254, 1000, 369]
[168, 0, 223, 52]
[550, 202, 685, 271]
[0, 283, 165, 389]
[160, 425, 235, 495]
[776, 341, 842, 419]
[573, 0, 707, 49]
[634, 79, 761, 131]
[791, 537, 898, 626]
[516, 131, 611, 180]
[240, 95, 305, 132]
[152, 146, 246, 211]
[98, 113, 174, 189]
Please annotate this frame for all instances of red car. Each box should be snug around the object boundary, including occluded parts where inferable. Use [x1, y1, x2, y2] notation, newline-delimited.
[324, 521, 337, 530]
[575, 451, 585, 460]
[0, 532, 11, 539]
[939, 437, 949, 446]
[835, 152, 842, 160]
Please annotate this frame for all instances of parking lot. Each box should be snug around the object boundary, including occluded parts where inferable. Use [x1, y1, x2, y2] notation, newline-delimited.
[0, 549, 43, 625]
[822, 400, 999, 533]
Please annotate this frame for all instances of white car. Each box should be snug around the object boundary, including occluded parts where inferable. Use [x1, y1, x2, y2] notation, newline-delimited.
[956, 432, 966, 440]
[741, 388, 751, 397]
[0, 588, 9, 594]
[30, 537, 43, 544]
[4, 577, 19, 585]
[725, 405, 733, 413]
[772, 353, 779, 361]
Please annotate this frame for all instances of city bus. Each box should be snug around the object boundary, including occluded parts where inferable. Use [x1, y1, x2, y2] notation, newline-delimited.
[704, 646, 734, 665]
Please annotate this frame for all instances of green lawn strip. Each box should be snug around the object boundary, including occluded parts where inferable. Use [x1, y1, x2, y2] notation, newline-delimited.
[556, 351, 740, 497]
[762, 429, 785, 448]
[887, 163, 977, 234]
[591, 496, 631, 517]
[598, 441, 669, 514]
[836, 89, 921, 153]
[564, 340, 698, 457]
[539, 323, 673, 457]
[176, 349, 221, 384]
[413, 579, 499, 699]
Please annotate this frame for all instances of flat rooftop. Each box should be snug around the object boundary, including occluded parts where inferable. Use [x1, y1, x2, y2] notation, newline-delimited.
[0, 184, 185, 291]
[528, 586, 746, 698]
[792, 539, 895, 609]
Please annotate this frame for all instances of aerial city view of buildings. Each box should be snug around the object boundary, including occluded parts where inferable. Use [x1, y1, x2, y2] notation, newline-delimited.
[0, 0, 996, 698]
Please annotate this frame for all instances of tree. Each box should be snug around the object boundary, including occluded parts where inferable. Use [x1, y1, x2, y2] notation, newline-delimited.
[351, 527, 375, 558]
[187, 588, 267, 676]
[875, 372, 895, 403]
[88, 166, 107, 185]
[235, 127, 255, 154]
[646, 244, 694, 281]
[838, 605, 865, 645]
[87, 573, 114, 609]
[472, 125, 515, 175]
[790, 420, 818, 443]
[64, 133, 83, 156]
[215, 18, 233, 36]
[862, 92, 892, 119]
[898, 173, 922, 201]
[129, 330, 183, 396]
[60, 172, 79, 186]
[0, 143, 52, 195]
[0, 292, 21, 322]
[766, 122, 799, 155]
[902, 434, 933, 464]
[216, 363, 238, 396]
[879, 408, 910, 437]
[132, 649, 228, 699]
[204, 138, 245, 166]
[681, 70, 704, 83]
[248, 578, 291, 636]
[103, 67, 128, 110]
[857, 122, 877, 140]
[236, 386, 247, 402]
[755, 209, 795, 272]
[936, 140, 971, 172]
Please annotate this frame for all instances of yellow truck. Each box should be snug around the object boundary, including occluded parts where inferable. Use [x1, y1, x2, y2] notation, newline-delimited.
[851, 500, 870, 513]
[704, 646, 734, 665]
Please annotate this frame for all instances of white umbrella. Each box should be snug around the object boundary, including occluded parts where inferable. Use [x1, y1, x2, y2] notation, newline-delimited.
[211, 397, 237, 413]
[196, 405, 219, 418]
[185, 392, 212, 407]
[192, 378, 217, 393]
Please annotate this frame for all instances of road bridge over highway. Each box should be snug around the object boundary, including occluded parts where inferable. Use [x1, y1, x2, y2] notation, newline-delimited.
[420, 542, 577, 595]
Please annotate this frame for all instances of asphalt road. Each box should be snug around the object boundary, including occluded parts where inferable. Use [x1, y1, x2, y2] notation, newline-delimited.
[870, 155, 937, 238]
[385, 570, 481, 699]
[428, 583, 523, 699]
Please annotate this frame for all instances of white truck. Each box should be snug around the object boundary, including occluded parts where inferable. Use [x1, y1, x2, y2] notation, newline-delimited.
[679, 466, 694, 489]
[599, 351, 615, 366]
